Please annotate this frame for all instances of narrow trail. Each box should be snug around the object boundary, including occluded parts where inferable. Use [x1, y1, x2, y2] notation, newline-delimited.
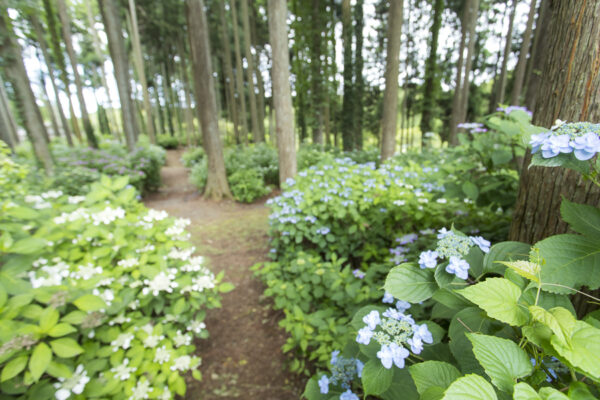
[144, 150, 304, 399]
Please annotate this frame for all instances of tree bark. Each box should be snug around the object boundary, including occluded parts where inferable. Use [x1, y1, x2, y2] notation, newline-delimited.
[354, 0, 365, 150]
[511, 0, 537, 105]
[186, 0, 232, 200]
[309, 0, 324, 145]
[39, 68, 60, 141]
[341, 0, 354, 151]
[56, 0, 98, 148]
[457, 0, 479, 125]
[497, 0, 517, 105]
[229, 0, 249, 144]
[509, 0, 600, 244]
[524, 0, 550, 112]
[0, 75, 19, 149]
[380, 0, 403, 161]
[268, 0, 297, 183]
[99, 0, 140, 151]
[177, 39, 197, 145]
[0, 10, 53, 173]
[218, 0, 240, 143]
[250, 5, 266, 140]
[240, 0, 262, 142]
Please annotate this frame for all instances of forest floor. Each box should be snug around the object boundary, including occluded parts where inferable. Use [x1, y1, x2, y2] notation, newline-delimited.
[144, 150, 305, 400]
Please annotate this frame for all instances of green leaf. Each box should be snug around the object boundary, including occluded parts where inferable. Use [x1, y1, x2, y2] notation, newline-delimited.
[448, 308, 496, 375]
[384, 263, 437, 303]
[466, 333, 533, 392]
[29, 343, 52, 382]
[50, 338, 84, 358]
[46, 361, 72, 379]
[567, 382, 597, 400]
[560, 200, 600, 238]
[39, 308, 59, 332]
[462, 181, 479, 201]
[47, 323, 77, 338]
[442, 374, 497, 400]
[551, 320, 600, 380]
[513, 382, 542, 399]
[497, 261, 540, 284]
[1, 356, 28, 382]
[9, 237, 47, 254]
[483, 242, 531, 275]
[421, 387, 446, 400]
[408, 361, 461, 395]
[73, 294, 106, 312]
[537, 234, 600, 293]
[303, 376, 333, 400]
[381, 367, 419, 400]
[457, 278, 528, 326]
[218, 282, 235, 293]
[361, 359, 394, 396]
[538, 387, 570, 400]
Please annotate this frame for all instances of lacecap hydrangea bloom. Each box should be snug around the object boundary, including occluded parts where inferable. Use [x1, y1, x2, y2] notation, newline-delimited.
[530, 121, 600, 160]
[318, 350, 363, 398]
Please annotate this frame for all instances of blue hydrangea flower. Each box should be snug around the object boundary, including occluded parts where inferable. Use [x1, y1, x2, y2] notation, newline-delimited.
[446, 256, 470, 279]
[418, 250, 438, 269]
[396, 300, 411, 312]
[382, 292, 395, 304]
[356, 327, 374, 345]
[437, 227, 451, 239]
[529, 132, 551, 154]
[355, 360, 364, 378]
[363, 310, 381, 330]
[353, 269, 365, 279]
[407, 336, 423, 354]
[541, 134, 572, 158]
[412, 323, 433, 344]
[340, 390, 359, 400]
[377, 343, 409, 369]
[470, 236, 491, 253]
[570, 132, 600, 160]
[316, 227, 331, 235]
[318, 375, 329, 394]
[331, 350, 340, 365]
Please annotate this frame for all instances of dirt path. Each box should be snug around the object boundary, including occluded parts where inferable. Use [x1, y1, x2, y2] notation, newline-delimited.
[144, 150, 305, 400]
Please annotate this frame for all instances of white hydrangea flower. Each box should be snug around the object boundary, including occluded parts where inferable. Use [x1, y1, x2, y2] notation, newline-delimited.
[181, 275, 215, 294]
[53, 365, 90, 400]
[136, 244, 155, 253]
[42, 190, 63, 199]
[173, 330, 192, 347]
[170, 355, 192, 372]
[29, 260, 70, 288]
[144, 209, 169, 222]
[71, 264, 103, 280]
[111, 358, 136, 381]
[143, 334, 165, 348]
[129, 379, 153, 400]
[140, 324, 154, 335]
[180, 256, 206, 272]
[142, 271, 178, 296]
[187, 320, 206, 334]
[168, 247, 195, 261]
[117, 258, 139, 269]
[91, 207, 125, 225]
[158, 387, 172, 400]
[111, 332, 134, 351]
[67, 196, 85, 204]
[153, 346, 171, 364]
[92, 288, 114, 306]
[109, 314, 132, 326]
[53, 208, 90, 224]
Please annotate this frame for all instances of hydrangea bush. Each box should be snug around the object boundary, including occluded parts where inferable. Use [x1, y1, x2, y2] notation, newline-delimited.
[0, 171, 232, 399]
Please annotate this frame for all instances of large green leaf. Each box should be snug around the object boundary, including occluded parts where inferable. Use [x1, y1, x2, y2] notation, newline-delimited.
[448, 308, 496, 375]
[384, 263, 437, 303]
[1, 356, 28, 382]
[442, 374, 497, 400]
[457, 278, 528, 326]
[381, 367, 419, 400]
[560, 200, 600, 238]
[567, 382, 597, 400]
[466, 333, 532, 392]
[483, 242, 531, 275]
[29, 343, 52, 382]
[550, 320, 600, 381]
[9, 237, 47, 254]
[73, 294, 106, 312]
[50, 338, 84, 358]
[537, 234, 600, 293]
[513, 382, 541, 399]
[538, 387, 570, 400]
[361, 359, 393, 396]
[408, 361, 461, 395]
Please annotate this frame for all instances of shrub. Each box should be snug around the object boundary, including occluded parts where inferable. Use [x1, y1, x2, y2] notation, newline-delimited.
[228, 168, 271, 203]
[181, 147, 206, 168]
[156, 134, 181, 149]
[0, 174, 233, 399]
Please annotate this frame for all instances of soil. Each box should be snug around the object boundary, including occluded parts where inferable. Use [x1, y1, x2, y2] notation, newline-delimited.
[144, 149, 306, 400]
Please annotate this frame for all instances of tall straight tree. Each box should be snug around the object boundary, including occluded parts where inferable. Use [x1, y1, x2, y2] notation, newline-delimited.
[56, 0, 98, 148]
[354, 0, 365, 150]
[524, 0, 549, 111]
[340, 0, 354, 151]
[0, 75, 19, 149]
[186, 0, 232, 200]
[510, 0, 537, 105]
[419, 0, 444, 140]
[496, 0, 518, 105]
[229, 0, 249, 143]
[0, 10, 53, 172]
[127, 0, 156, 143]
[309, 0, 325, 145]
[509, 0, 600, 244]
[218, 0, 240, 143]
[268, 0, 296, 183]
[380, 0, 404, 161]
[240, 0, 262, 142]
[99, 0, 139, 151]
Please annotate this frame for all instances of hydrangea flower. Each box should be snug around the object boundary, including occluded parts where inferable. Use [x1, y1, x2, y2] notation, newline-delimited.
[570, 132, 600, 160]
[377, 343, 409, 369]
[356, 326, 374, 345]
[340, 390, 360, 400]
[363, 310, 381, 330]
[111, 358, 136, 381]
[446, 256, 470, 279]
[142, 271, 178, 296]
[154, 346, 171, 364]
[53, 365, 90, 400]
[470, 236, 491, 253]
[129, 379, 153, 400]
[318, 375, 329, 394]
[418, 250, 438, 269]
[111, 332, 134, 351]
[382, 292, 395, 304]
[352, 269, 365, 279]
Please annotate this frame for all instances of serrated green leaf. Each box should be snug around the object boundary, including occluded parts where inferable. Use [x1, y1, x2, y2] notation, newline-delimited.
[462, 181, 479, 201]
[46, 361, 72, 379]
[421, 386, 446, 400]
[39, 308, 59, 332]
[408, 361, 461, 395]
[538, 387, 569, 400]
[567, 382, 596, 400]
[466, 333, 532, 392]
[483, 242, 531, 275]
[50, 338, 84, 358]
[73, 294, 106, 312]
[29, 343, 52, 382]
[457, 278, 528, 326]
[1, 356, 28, 382]
[550, 320, 600, 381]
[560, 200, 600, 238]
[442, 374, 497, 400]
[381, 366, 418, 400]
[384, 263, 437, 303]
[448, 308, 496, 375]
[361, 359, 393, 396]
[497, 261, 540, 284]
[513, 382, 542, 399]
[47, 323, 77, 338]
[218, 282, 235, 293]
[9, 237, 47, 254]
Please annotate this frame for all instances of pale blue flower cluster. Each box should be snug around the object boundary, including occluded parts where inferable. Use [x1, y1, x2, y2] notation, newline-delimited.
[355, 297, 432, 370]
[530, 122, 600, 160]
[457, 122, 487, 133]
[318, 350, 363, 398]
[496, 105, 532, 118]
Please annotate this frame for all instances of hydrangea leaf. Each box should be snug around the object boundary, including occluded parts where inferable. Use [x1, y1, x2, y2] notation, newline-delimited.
[361, 359, 394, 397]
[483, 241, 531, 275]
[466, 333, 533, 392]
[1, 355, 28, 382]
[29, 342, 52, 382]
[513, 382, 542, 400]
[536, 234, 600, 293]
[384, 263, 437, 303]
[73, 294, 106, 312]
[550, 321, 600, 381]
[448, 308, 496, 375]
[567, 382, 597, 400]
[560, 200, 600, 238]
[441, 374, 497, 400]
[50, 338, 84, 358]
[538, 387, 570, 400]
[420, 386, 446, 400]
[381, 367, 419, 400]
[302, 375, 338, 400]
[408, 361, 461, 395]
[457, 278, 528, 326]
[497, 261, 540, 284]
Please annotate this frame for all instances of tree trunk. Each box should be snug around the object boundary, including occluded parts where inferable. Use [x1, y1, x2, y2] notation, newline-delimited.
[239, 0, 261, 142]
[39, 69, 60, 141]
[56, 0, 98, 148]
[524, 0, 550, 112]
[0, 75, 19, 149]
[448, 5, 468, 144]
[0, 10, 53, 172]
[509, 0, 600, 244]
[127, 0, 156, 143]
[510, 0, 537, 105]
[380, 0, 403, 161]
[420, 0, 443, 142]
[250, 5, 266, 140]
[178, 39, 197, 145]
[99, 0, 140, 151]
[497, 0, 517, 106]
[229, 0, 248, 143]
[354, 0, 364, 150]
[218, 0, 240, 143]
[186, 0, 232, 200]
[309, 0, 324, 145]
[341, 0, 353, 151]
[268, 0, 297, 183]
[457, 0, 479, 125]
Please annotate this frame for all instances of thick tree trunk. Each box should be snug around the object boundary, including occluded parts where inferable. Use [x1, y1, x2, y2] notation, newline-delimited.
[309, 0, 324, 145]
[240, 0, 261, 142]
[354, 0, 364, 150]
[230, 0, 249, 143]
[268, 0, 297, 183]
[524, 0, 550, 112]
[509, 0, 600, 244]
[186, 0, 232, 200]
[448, 6, 468, 144]
[218, 0, 240, 143]
[457, 0, 479, 125]
[39, 69, 60, 140]
[0, 75, 19, 149]
[341, 0, 354, 151]
[0, 11, 53, 172]
[178, 39, 197, 145]
[127, 0, 156, 143]
[99, 0, 140, 151]
[511, 0, 537, 105]
[420, 0, 444, 141]
[380, 0, 403, 161]
[57, 0, 98, 148]
[497, 0, 517, 105]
